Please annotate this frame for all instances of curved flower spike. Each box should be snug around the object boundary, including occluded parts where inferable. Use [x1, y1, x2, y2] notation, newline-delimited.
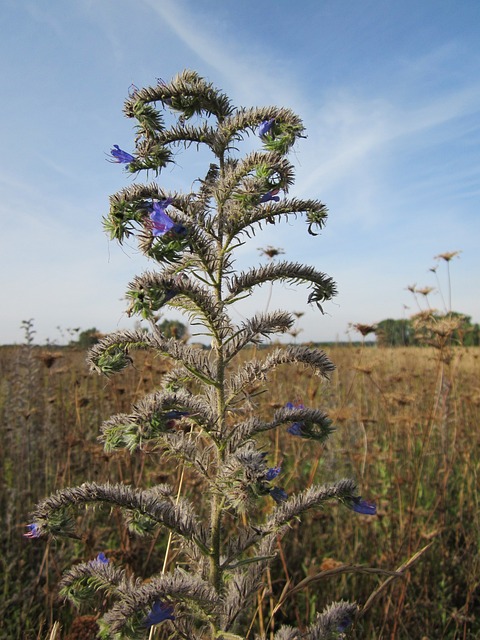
[258, 118, 275, 137]
[143, 600, 175, 627]
[109, 145, 135, 165]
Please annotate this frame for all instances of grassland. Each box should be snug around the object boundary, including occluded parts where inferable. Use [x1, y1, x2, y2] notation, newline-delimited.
[0, 342, 478, 639]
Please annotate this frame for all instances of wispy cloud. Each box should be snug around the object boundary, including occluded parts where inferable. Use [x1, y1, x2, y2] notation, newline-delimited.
[140, 0, 301, 108]
[295, 82, 480, 204]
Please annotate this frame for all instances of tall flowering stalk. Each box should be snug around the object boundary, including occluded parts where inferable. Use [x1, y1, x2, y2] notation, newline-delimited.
[27, 71, 375, 639]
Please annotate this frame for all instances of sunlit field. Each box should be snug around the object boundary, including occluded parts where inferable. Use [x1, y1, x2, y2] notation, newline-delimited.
[1, 342, 478, 639]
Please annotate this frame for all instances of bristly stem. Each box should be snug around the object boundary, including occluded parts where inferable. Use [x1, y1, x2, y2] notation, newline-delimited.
[209, 162, 226, 598]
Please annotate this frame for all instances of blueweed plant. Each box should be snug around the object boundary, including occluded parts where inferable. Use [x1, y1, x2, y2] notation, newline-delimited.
[26, 71, 376, 639]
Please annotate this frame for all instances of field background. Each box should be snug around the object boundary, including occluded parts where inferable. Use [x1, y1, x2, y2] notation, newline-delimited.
[0, 342, 479, 640]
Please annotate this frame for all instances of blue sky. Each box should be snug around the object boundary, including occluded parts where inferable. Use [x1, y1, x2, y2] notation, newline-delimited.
[1, 0, 479, 345]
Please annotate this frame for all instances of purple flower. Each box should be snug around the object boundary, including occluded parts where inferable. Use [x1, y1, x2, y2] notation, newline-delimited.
[265, 466, 281, 481]
[128, 84, 139, 98]
[270, 487, 288, 503]
[24, 523, 40, 538]
[92, 552, 109, 565]
[164, 409, 186, 429]
[163, 289, 177, 303]
[285, 401, 306, 437]
[143, 600, 175, 627]
[258, 118, 275, 137]
[150, 199, 175, 236]
[109, 145, 135, 165]
[337, 615, 353, 632]
[287, 422, 304, 436]
[170, 223, 188, 237]
[350, 497, 377, 516]
[165, 410, 189, 420]
[259, 188, 280, 204]
[285, 401, 304, 410]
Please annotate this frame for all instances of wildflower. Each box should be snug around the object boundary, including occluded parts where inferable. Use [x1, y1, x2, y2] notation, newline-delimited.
[434, 250, 461, 262]
[337, 614, 353, 632]
[259, 188, 280, 204]
[285, 402, 303, 410]
[270, 487, 288, 503]
[149, 199, 175, 236]
[109, 145, 135, 165]
[349, 497, 377, 516]
[165, 410, 189, 420]
[265, 466, 281, 481]
[285, 401, 306, 436]
[128, 84, 139, 98]
[143, 600, 175, 627]
[165, 409, 189, 429]
[163, 289, 177, 304]
[170, 223, 188, 237]
[258, 118, 275, 137]
[287, 422, 304, 436]
[91, 552, 109, 565]
[24, 523, 40, 538]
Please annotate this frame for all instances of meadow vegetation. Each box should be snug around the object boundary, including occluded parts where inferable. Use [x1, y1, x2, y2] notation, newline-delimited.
[2, 72, 478, 640]
[1, 339, 478, 639]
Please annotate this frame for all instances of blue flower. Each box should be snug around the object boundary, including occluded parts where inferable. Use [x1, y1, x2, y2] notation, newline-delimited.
[24, 523, 40, 538]
[337, 614, 353, 632]
[163, 289, 177, 304]
[128, 84, 139, 98]
[150, 199, 175, 236]
[285, 401, 305, 436]
[258, 118, 275, 137]
[92, 552, 109, 565]
[350, 497, 377, 516]
[109, 145, 135, 165]
[270, 487, 288, 503]
[285, 402, 301, 410]
[171, 223, 188, 237]
[259, 188, 280, 204]
[287, 422, 304, 436]
[265, 466, 281, 481]
[143, 600, 175, 627]
[165, 410, 189, 420]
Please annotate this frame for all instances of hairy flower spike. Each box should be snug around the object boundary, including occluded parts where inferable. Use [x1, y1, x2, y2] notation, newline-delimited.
[28, 70, 377, 640]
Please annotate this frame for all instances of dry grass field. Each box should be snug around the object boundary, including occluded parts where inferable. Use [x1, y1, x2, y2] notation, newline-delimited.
[0, 342, 479, 639]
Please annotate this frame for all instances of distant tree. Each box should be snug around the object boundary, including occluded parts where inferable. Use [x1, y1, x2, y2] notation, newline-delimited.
[157, 319, 188, 341]
[74, 328, 101, 348]
[376, 313, 479, 347]
[375, 318, 413, 346]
